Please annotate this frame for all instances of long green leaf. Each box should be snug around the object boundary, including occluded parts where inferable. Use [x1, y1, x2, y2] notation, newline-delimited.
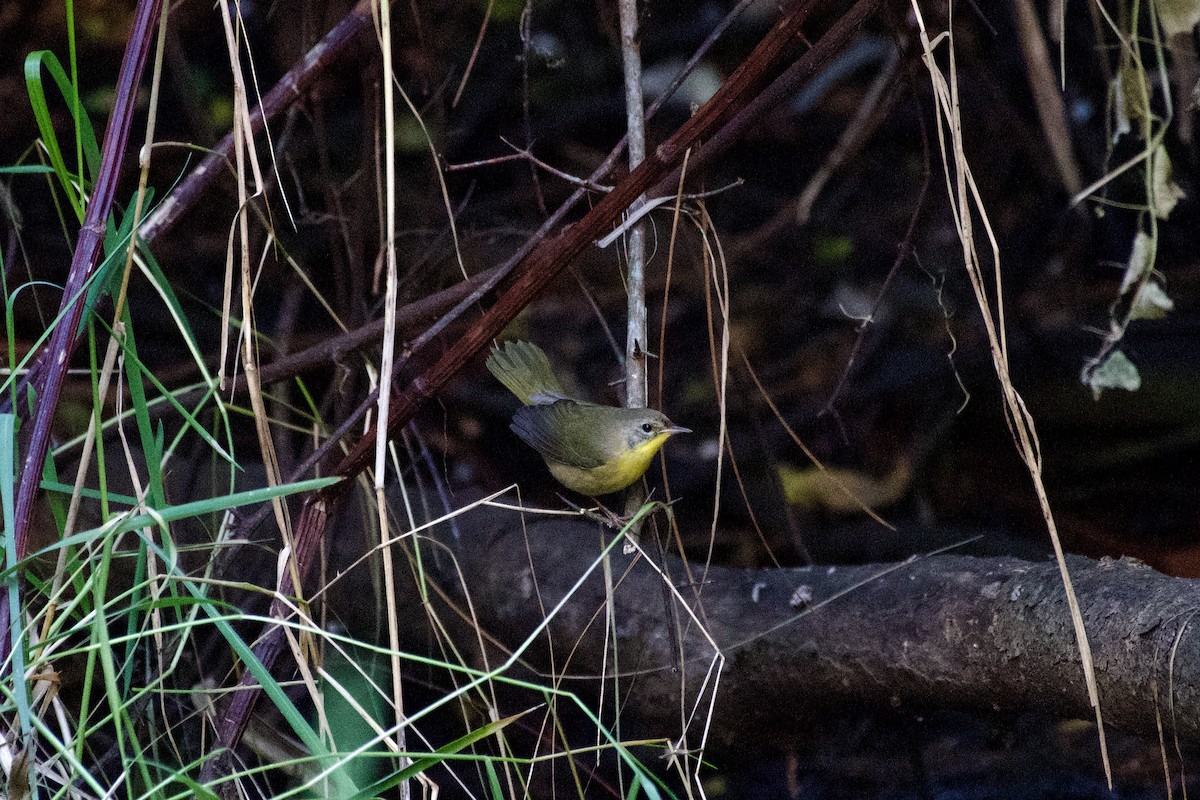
[0, 414, 32, 760]
[348, 710, 531, 800]
[16, 477, 341, 566]
[23, 49, 100, 221]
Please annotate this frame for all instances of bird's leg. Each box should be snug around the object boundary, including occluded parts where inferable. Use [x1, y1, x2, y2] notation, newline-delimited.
[556, 494, 626, 529]
[557, 493, 679, 531]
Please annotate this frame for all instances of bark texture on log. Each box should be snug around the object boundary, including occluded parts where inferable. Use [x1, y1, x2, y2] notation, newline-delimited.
[440, 504, 1200, 748]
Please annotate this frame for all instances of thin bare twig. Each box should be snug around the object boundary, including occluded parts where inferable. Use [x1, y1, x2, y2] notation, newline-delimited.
[819, 103, 930, 418]
[618, 0, 652, 535]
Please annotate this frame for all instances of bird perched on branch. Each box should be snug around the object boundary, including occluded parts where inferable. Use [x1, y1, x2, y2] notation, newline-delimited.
[486, 340, 689, 496]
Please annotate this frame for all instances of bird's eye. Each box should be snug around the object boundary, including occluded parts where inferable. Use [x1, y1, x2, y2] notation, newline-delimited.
[641, 422, 654, 434]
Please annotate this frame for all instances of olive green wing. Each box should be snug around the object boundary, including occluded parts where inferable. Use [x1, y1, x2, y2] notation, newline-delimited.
[486, 340, 569, 405]
[511, 401, 608, 470]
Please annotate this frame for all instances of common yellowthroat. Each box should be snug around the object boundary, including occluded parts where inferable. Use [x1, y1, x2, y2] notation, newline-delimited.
[486, 340, 690, 496]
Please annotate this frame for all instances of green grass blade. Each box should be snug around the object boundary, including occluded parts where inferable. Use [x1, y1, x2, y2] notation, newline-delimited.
[347, 710, 531, 800]
[16, 477, 341, 566]
[0, 415, 33, 762]
[22, 49, 101, 221]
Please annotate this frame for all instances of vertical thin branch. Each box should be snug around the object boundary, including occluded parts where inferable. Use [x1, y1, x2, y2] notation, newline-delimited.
[619, 0, 649, 409]
[373, 0, 416, 797]
[618, 0, 650, 523]
[614, 5, 665, 794]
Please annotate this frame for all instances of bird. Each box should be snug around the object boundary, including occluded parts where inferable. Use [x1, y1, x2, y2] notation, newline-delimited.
[486, 340, 689, 496]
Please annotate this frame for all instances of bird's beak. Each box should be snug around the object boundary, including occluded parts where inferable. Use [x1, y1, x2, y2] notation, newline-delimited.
[664, 424, 691, 435]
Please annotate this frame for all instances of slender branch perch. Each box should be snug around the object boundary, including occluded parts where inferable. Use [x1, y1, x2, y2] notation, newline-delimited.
[618, 0, 652, 523]
[618, 0, 649, 411]
[454, 510, 1200, 748]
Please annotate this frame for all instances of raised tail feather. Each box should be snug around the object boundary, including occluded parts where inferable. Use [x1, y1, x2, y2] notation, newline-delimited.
[486, 340, 568, 405]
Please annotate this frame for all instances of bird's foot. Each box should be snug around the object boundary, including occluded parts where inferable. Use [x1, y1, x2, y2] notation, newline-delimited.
[556, 494, 678, 532]
[556, 494, 626, 529]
